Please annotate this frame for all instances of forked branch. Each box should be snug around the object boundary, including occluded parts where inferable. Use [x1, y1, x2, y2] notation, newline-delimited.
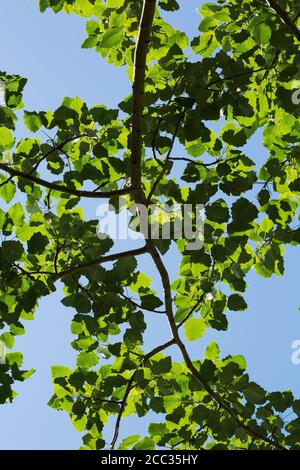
[0, 162, 132, 199]
[122, 0, 287, 450]
[110, 338, 176, 449]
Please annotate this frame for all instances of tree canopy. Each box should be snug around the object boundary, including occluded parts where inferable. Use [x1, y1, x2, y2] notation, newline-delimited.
[1, 0, 300, 450]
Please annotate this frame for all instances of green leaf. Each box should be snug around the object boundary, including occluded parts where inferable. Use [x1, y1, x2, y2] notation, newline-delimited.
[24, 111, 42, 132]
[151, 356, 172, 374]
[130, 272, 152, 292]
[269, 391, 293, 412]
[0, 208, 5, 229]
[0, 333, 14, 350]
[254, 262, 272, 278]
[0, 127, 15, 150]
[51, 366, 72, 379]
[6, 352, 23, 367]
[222, 126, 247, 147]
[184, 317, 206, 341]
[133, 437, 155, 450]
[232, 263, 244, 279]
[62, 294, 91, 314]
[244, 382, 266, 404]
[38, 0, 49, 13]
[27, 233, 48, 254]
[72, 414, 87, 432]
[118, 435, 141, 450]
[22, 369, 35, 380]
[292, 400, 300, 416]
[76, 351, 99, 369]
[205, 341, 220, 361]
[140, 294, 163, 310]
[206, 199, 229, 223]
[101, 28, 124, 48]
[229, 197, 258, 232]
[149, 422, 168, 436]
[9, 202, 24, 226]
[4, 0, 300, 451]
[227, 294, 247, 311]
[69, 372, 85, 390]
[1, 240, 23, 262]
[0, 341, 5, 364]
[252, 24, 271, 46]
[159, 0, 179, 11]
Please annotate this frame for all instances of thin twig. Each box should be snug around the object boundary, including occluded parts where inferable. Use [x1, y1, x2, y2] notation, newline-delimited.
[178, 260, 215, 328]
[206, 66, 269, 90]
[110, 338, 176, 449]
[119, 292, 166, 314]
[53, 241, 60, 275]
[0, 162, 132, 199]
[146, 112, 184, 205]
[31, 134, 89, 173]
[52, 245, 149, 280]
[169, 156, 221, 168]
[0, 174, 14, 189]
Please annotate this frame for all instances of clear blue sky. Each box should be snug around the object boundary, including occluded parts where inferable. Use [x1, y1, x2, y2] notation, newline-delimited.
[0, 0, 300, 450]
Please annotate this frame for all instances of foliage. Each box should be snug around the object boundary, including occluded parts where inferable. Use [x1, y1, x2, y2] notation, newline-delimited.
[1, 0, 300, 449]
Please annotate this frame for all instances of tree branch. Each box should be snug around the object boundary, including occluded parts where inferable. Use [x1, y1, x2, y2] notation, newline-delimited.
[110, 338, 176, 449]
[146, 112, 183, 205]
[294, 7, 300, 22]
[146, 239, 179, 338]
[169, 156, 221, 168]
[74, 279, 95, 301]
[176, 339, 285, 449]
[131, 0, 156, 200]
[124, 1, 285, 447]
[53, 241, 60, 275]
[151, 118, 165, 169]
[32, 134, 89, 173]
[0, 162, 132, 199]
[177, 292, 207, 329]
[119, 292, 166, 314]
[146, 239, 285, 449]
[266, 0, 300, 40]
[57, 0, 287, 451]
[52, 245, 149, 280]
[150, 74, 185, 171]
[206, 66, 268, 90]
[178, 260, 215, 328]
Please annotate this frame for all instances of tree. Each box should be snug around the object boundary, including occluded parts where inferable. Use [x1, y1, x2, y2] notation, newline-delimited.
[0, 0, 300, 450]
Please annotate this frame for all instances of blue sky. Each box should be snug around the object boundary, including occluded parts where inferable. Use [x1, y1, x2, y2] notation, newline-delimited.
[0, 0, 300, 450]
